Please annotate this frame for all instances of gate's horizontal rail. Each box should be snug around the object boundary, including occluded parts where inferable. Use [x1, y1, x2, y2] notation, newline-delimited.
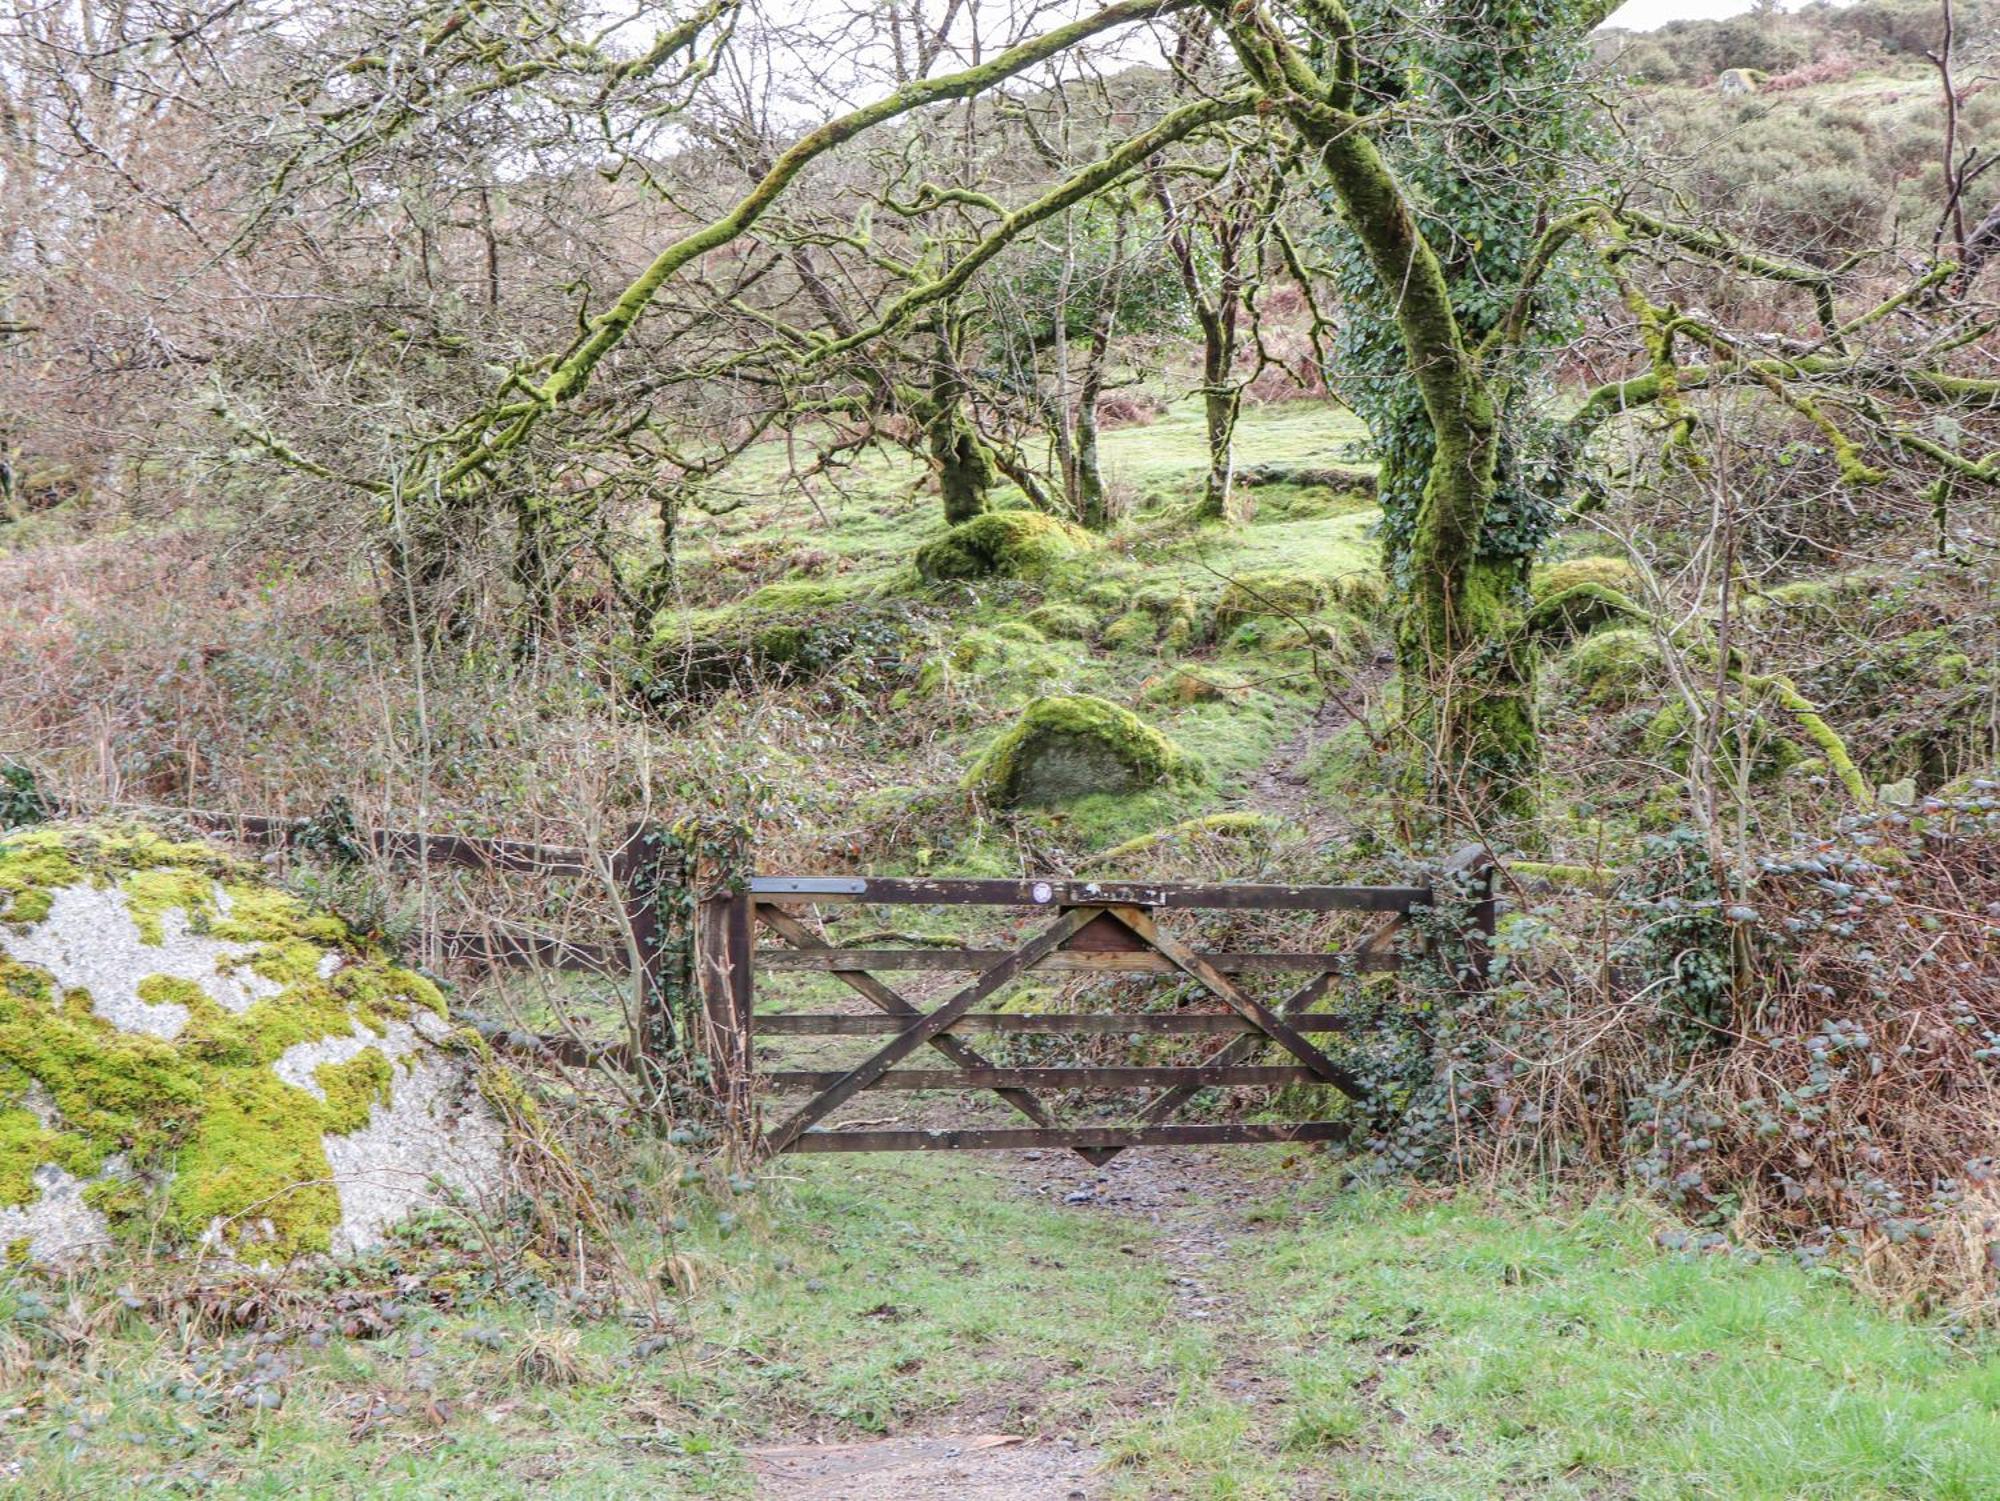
[755, 948, 1398, 975]
[750, 877, 1426, 912]
[785, 1122, 1354, 1152]
[767, 1065, 1323, 1090]
[756, 1011, 1358, 1035]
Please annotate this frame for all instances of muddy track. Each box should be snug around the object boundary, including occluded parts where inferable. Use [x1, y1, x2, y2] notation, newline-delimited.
[1234, 650, 1392, 835]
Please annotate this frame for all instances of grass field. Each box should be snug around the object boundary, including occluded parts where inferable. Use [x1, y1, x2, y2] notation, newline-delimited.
[8, 1151, 1997, 1498]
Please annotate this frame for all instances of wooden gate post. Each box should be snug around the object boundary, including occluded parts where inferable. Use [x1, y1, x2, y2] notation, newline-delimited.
[614, 821, 677, 1073]
[686, 822, 755, 1144]
[1469, 854, 1497, 989]
[695, 885, 755, 1137]
[1441, 844, 1498, 990]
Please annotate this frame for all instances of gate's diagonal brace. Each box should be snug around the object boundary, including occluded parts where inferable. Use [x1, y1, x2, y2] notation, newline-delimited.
[1105, 905, 1372, 1101]
[1089, 911, 1409, 1163]
[764, 905, 1104, 1155]
[755, 905, 1111, 1163]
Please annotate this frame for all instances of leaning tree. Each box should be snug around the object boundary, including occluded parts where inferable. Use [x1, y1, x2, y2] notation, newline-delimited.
[207, 0, 2000, 821]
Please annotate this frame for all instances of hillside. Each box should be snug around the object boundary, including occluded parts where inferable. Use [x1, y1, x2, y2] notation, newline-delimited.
[2, 0, 1998, 1495]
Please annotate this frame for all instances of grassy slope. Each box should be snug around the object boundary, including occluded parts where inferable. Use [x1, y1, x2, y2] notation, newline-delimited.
[10, 1159, 1998, 1498]
[659, 398, 1384, 867]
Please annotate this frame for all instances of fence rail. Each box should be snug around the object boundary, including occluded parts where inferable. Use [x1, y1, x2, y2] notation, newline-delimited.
[29, 800, 1500, 1158]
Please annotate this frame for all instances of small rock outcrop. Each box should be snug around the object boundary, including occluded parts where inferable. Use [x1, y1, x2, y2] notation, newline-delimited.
[966, 694, 1195, 806]
[914, 511, 1094, 583]
[0, 823, 505, 1265]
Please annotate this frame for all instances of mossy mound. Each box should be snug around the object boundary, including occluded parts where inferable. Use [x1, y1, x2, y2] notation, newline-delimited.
[1640, 699, 1805, 783]
[1089, 812, 1281, 867]
[643, 577, 905, 709]
[0, 823, 504, 1266]
[1527, 582, 1643, 642]
[1026, 603, 1095, 640]
[1559, 627, 1663, 708]
[914, 627, 1073, 708]
[1753, 570, 1899, 623]
[1532, 556, 1638, 602]
[966, 695, 1197, 807]
[913, 511, 1093, 583]
[1212, 572, 1329, 637]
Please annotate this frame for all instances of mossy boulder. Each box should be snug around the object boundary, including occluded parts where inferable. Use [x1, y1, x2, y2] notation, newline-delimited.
[1527, 582, 1641, 641]
[1212, 572, 1328, 637]
[0, 823, 504, 1266]
[1102, 611, 1159, 654]
[966, 695, 1197, 807]
[1532, 556, 1638, 602]
[643, 577, 903, 708]
[1640, 699, 1805, 782]
[913, 511, 1093, 583]
[1559, 627, 1662, 708]
[1025, 603, 1095, 640]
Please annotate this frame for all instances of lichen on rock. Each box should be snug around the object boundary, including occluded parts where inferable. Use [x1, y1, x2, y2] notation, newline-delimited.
[0, 822, 504, 1265]
[965, 694, 1196, 807]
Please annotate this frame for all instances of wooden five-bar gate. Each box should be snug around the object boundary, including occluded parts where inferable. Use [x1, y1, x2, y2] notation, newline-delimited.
[693, 854, 1496, 1159]
[70, 801, 1493, 1159]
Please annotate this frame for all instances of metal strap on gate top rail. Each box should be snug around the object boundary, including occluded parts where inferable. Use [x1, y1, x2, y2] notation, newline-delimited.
[748, 875, 1426, 911]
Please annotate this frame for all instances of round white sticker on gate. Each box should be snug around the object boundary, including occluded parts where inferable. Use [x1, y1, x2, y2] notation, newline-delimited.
[1031, 881, 1053, 904]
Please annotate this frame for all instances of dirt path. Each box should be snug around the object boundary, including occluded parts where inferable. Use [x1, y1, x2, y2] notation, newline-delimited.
[750, 1146, 1294, 1500]
[1235, 653, 1391, 836]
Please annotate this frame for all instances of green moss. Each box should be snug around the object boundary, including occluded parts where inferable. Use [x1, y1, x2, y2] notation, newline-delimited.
[1640, 698, 1805, 783]
[1089, 812, 1281, 867]
[991, 620, 1046, 644]
[0, 822, 462, 1260]
[1223, 609, 1368, 663]
[1756, 570, 1899, 623]
[316, 1050, 395, 1134]
[1525, 582, 1642, 641]
[1102, 611, 1158, 653]
[1026, 603, 1095, 640]
[1144, 668, 1247, 706]
[965, 695, 1197, 807]
[0, 1106, 56, 1207]
[1212, 572, 1329, 637]
[1560, 627, 1662, 707]
[1131, 587, 1199, 650]
[926, 628, 1075, 707]
[913, 511, 1094, 582]
[1532, 556, 1639, 602]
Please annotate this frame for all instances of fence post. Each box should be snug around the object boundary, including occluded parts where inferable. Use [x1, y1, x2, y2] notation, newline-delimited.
[1469, 854, 1498, 990]
[694, 882, 755, 1146]
[1439, 843, 1498, 991]
[615, 821, 676, 1072]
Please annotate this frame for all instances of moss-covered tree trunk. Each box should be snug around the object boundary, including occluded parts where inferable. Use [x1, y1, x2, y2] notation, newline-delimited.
[1211, 0, 1587, 820]
[1212, 0, 1594, 820]
[1073, 204, 1133, 531]
[1195, 319, 1243, 522]
[925, 332, 996, 525]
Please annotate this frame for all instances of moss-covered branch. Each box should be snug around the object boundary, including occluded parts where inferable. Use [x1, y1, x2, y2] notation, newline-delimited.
[427, 0, 1197, 490]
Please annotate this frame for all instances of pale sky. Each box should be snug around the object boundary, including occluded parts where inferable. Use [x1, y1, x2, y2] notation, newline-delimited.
[1599, 0, 1792, 30]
